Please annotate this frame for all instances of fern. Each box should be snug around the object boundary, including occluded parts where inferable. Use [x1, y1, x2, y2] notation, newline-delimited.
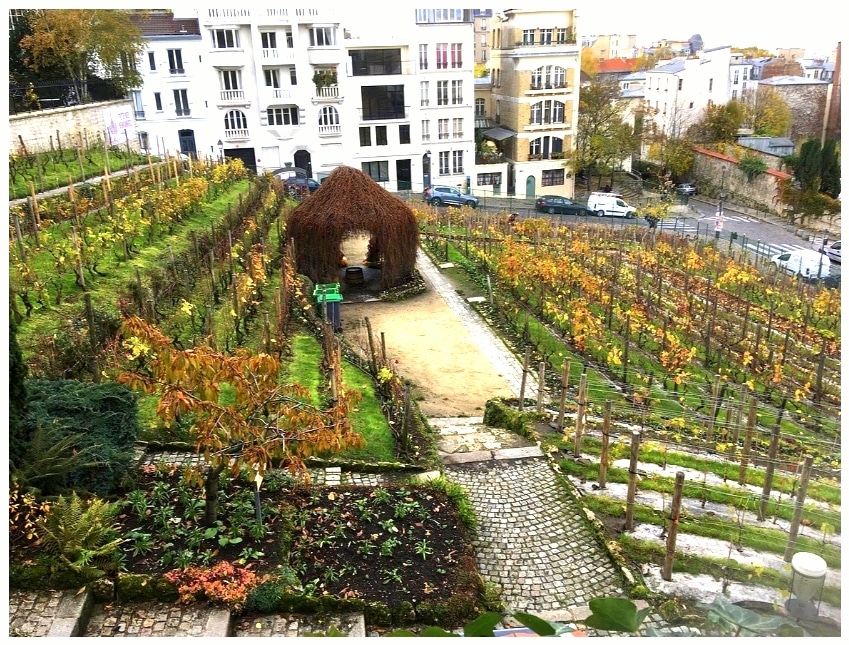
[35, 492, 126, 578]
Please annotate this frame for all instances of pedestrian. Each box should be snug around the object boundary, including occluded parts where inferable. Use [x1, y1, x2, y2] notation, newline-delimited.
[714, 210, 724, 238]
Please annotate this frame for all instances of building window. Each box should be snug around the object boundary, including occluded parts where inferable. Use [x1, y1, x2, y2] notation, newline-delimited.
[438, 150, 450, 174]
[351, 48, 402, 76]
[290, 67, 298, 85]
[733, 70, 739, 84]
[285, 29, 293, 48]
[267, 106, 298, 125]
[452, 118, 463, 138]
[732, 90, 738, 99]
[522, 29, 535, 45]
[437, 81, 448, 106]
[130, 90, 144, 119]
[451, 43, 462, 68]
[556, 27, 568, 44]
[362, 161, 389, 182]
[399, 124, 410, 144]
[743, 68, 749, 80]
[261, 31, 277, 49]
[154, 92, 162, 111]
[225, 109, 248, 131]
[529, 136, 563, 157]
[220, 69, 241, 91]
[319, 105, 340, 126]
[421, 120, 430, 141]
[477, 172, 502, 186]
[452, 150, 464, 174]
[529, 100, 565, 124]
[309, 27, 336, 47]
[148, 52, 156, 71]
[541, 169, 564, 186]
[451, 80, 463, 104]
[420, 81, 429, 106]
[540, 28, 552, 45]
[376, 125, 388, 145]
[138, 130, 150, 152]
[174, 89, 190, 116]
[167, 49, 184, 74]
[419, 44, 428, 70]
[678, 78, 683, 90]
[265, 69, 280, 88]
[436, 43, 448, 69]
[212, 28, 239, 49]
[438, 118, 449, 140]
[475, 98, 485, 117]
[532, 65, 566, 89]
[361, 85, 405, 120]
[709, 78, 713, 91]
[360, 126, 371, 146]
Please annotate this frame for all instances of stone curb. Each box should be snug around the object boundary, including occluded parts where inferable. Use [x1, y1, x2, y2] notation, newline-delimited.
[45, 588, 94, 637]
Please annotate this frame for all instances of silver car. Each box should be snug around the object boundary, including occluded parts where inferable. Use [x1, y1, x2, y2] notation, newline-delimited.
[819, 239, 841, 264]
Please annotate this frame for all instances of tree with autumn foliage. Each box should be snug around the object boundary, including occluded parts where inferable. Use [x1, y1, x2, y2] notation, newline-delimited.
[746, 86, 792, 137]
[117, 316, 364, 526]
[18, 9, 146, 99]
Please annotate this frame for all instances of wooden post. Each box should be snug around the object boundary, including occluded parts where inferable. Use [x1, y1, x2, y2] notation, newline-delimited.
[624, 431, 641, 531]
[738, 397, 757, 485]
[573, 373, 587, 457]
[706, 375, 720, 444]
[536, 361, 546, 412]
[662, 471, 686, 581]
[365, 317, 378, 376]
[555, 360, 569, 430]
[13, 214, 27, 262]
[518, 348, 530, 412]
[758, 424, 782, 521]
[783, 455, 814, 562]
[205, 304, 215, 349]
[598, 400, 612, 489]
[84, 293, 100, 383]
[263, 312, 272, 353]
[380, 331, 387, 362]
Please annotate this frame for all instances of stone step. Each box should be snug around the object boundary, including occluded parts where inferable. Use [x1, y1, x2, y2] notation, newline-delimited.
[431, 416, 544, 464]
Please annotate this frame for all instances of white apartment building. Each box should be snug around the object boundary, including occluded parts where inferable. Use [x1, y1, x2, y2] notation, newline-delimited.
[642, 45, 732, 139]
[130, 7, 475, 193]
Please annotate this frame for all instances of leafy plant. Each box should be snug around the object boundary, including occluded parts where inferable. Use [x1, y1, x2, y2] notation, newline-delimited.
[699, 596, 802, 636]
[35, 492, 126, 578]
[372, 488, 392, 505]
[415, 539, 433, 560]
[380, 536, 401, 557]
[738, 154, 769, 181]
[382, 567, 402, 584]
[126, 530, 155, 557]
[163, 561, 267, 611]
[237, 547, 265, 565]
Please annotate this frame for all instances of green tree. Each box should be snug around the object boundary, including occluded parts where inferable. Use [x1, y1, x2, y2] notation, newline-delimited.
[747, 87, 792, 136]
[696, 101, 746, 143]
[796, 138, 822, 192]
[570, 77, 636, 187]
[819, 138, 841, 198]
[18, 9, 146, 100]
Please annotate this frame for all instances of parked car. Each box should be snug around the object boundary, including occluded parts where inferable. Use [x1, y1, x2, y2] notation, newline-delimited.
[422, 185, 478, 208]
[284, 177, 321, 192]
[675, 183, 698, 195]
[534, 195, 589, 216]
[771, 249, 830, 280]
[818, 239, 841, 263]
[586, 192, 637, 218]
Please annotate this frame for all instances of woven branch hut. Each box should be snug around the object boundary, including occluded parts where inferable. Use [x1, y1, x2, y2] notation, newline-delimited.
[285, 166, 420, 290]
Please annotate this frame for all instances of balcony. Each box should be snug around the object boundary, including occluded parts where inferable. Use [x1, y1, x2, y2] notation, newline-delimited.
[318, 124, 342, 136]
[169, 67, 185, 75]
[224, 128, 249, 140]
[261, 48, 295, 63]
[134, 110, 145, 120]
[307, 47, 342, 66]
[175, 108, 191, 117]
[527, 83, 569, 96]
[220, 89, 247, 104]
[476, 152, 505, 165]
[313, 85, 341, 102]
[269, 88, 293, 101]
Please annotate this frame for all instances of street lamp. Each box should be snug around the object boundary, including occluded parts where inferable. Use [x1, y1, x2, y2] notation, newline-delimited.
[217, 139, 223, 164]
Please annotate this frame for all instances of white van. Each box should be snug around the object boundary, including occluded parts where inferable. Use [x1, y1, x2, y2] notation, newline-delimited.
[771, 248, 830, 280]
[587, 192, 637, 218]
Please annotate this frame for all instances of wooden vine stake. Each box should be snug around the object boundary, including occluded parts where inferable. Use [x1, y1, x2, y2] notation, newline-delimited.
[598, 400, 612, 489]
[758, 424, 782, 521]
[536, 361, 546, 413]
[518, 348, 530, 412]
[783, 455, 814, 562]
[572, 373, 587, 457]
[737, 397, 757, 485]
[706, 375, 720, 444]
[84, 293, 101, 383]
[555, 360, 570, 430]
[364, 317, 378, 376]
[662, 471, 686, 581]
[624, 431, 641, 531]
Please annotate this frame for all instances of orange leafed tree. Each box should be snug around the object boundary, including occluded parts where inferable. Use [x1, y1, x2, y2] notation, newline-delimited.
[118, 316, 363, 525]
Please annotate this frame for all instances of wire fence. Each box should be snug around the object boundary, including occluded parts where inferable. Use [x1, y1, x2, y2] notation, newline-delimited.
[9, 78, 128, 115]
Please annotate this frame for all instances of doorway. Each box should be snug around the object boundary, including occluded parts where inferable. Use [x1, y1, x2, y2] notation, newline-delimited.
[178, 129, 197, 159]
[396, 159, 411, 191]
[294, 150, 313, 178]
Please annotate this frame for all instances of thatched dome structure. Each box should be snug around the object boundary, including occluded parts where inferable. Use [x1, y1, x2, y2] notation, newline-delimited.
[285, 166, 419, 289]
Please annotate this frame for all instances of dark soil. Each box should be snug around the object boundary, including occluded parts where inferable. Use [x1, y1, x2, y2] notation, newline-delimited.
[11, 466, 481, 617]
